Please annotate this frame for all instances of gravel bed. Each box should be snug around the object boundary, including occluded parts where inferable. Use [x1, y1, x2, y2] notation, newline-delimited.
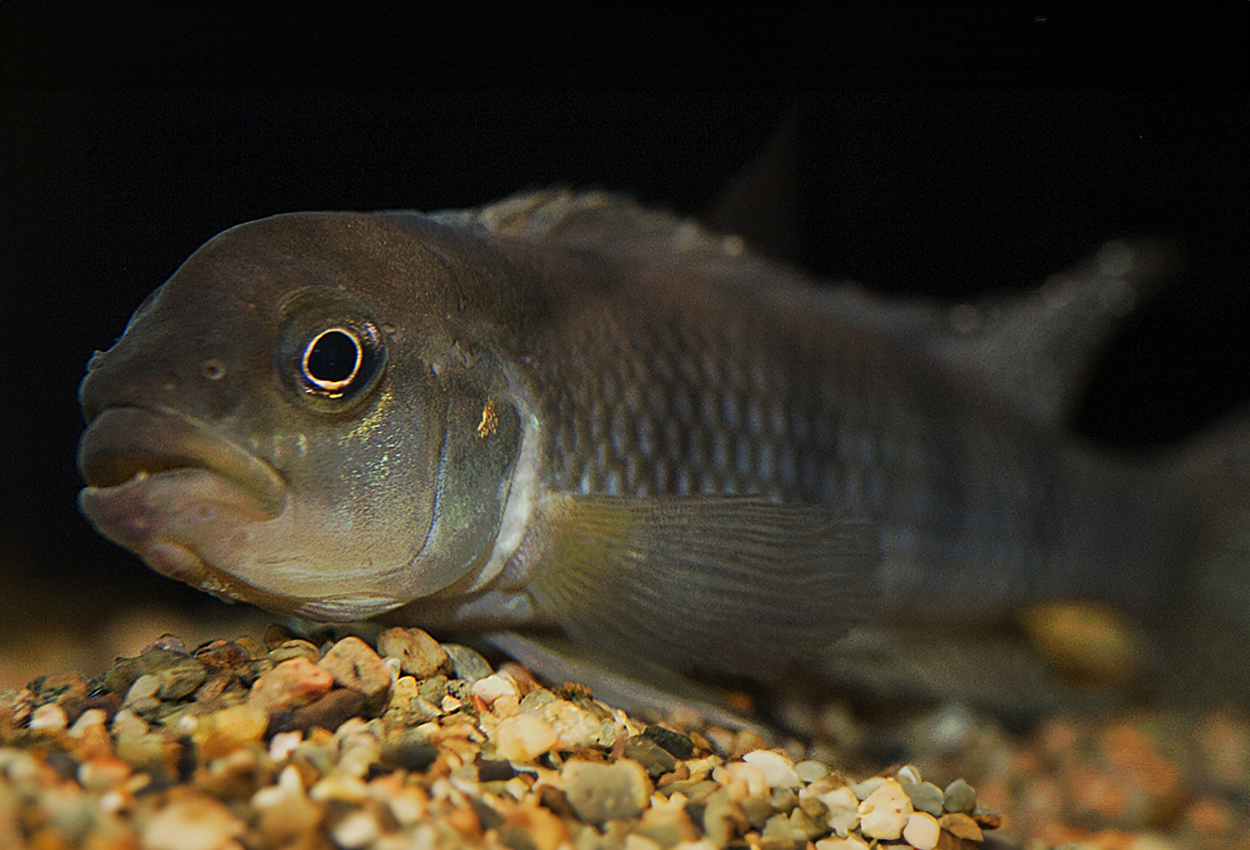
[0, 624, 1246, 850]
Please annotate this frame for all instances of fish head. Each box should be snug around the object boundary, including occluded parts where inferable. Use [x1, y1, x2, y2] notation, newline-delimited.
[77, 212, 523, 620]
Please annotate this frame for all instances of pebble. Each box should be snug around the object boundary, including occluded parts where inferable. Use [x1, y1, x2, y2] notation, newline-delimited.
[248, 657, 335, 713]
[857, 779, 913, 840]
[318, 637, 392, 700]
[495, 713, 558, 763]
[943, 777, 978, 814]
[903, 810, 941, 849]
[742, 749, 801, 788]
[443, 643, 494, 682]
[901, 778, 946, 817]
[28, 702, 68, 730]
[140, 792, 244, 850]
[562, 758, 651, 824]
[377, 627, 449, 678]
[939, 812, 984, 841]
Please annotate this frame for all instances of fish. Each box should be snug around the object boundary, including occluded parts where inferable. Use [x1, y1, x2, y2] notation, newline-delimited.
[76, 188, 1250, 710]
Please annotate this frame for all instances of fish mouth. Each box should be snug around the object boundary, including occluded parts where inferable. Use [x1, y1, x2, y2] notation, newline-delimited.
[78, 407, 289, 602]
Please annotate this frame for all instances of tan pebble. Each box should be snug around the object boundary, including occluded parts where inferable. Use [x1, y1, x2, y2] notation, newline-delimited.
[384, 786, 429, 827]
[818, 786, 861, 837]
[719, 761, 769, 801]
[742, 749, 801, 788]
[140, 793, 244, 850]
[252, 765, 322, 843]
[937, 812, 983, 841]
[318, 636, 392, 698]
[496, 713, 558, 763]
[330, 810, 382, 850]
[78, 755, 132, 792]
[248, 657, 334, 713]
[68, 708, 108, 737]
[1019, 600, 1142, 684]
[903, 811, 941, 850]
[111, 708, 149, 737]
[267, 638, 321, 665]
[502, 806, 571, 850]
[542, 698, 609, 749]
[192, 703, 268, 760]
[624, 834, 663, 850]
[28, 702, 68, 730]
[472, 673, 519, 705]
[125, 673, 162, 709]
[377, 627, 448, 678]
[310, 772, 370, 803]
[1127, 836, 1180, 850]
[493, 693, 520, 717]
[561, 758, 652, 824]
[268, 730, 303, 762]
[814, 834, 871, 849]
[441, 694, 463, 712]
[858, 779, 913, 840]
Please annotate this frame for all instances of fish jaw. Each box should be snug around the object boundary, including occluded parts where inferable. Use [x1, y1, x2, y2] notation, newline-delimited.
[77, 406, 292, 606]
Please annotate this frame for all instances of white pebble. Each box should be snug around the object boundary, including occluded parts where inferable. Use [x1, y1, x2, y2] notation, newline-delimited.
[858, 779, 913, 840]
[903, 811, 941, 850]
[471, 674, 519, 705]
[814, 835, 870, 850]
[28, 702, 67, 730]
[742, 749, 801, 788]
[331, 810, 381, 849]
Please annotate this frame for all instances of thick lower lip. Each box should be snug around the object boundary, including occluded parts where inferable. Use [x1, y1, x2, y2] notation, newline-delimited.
[78, 407, 286, 519]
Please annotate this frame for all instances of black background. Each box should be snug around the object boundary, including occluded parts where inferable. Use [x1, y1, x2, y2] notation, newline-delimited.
[1, 4, 1247, 638]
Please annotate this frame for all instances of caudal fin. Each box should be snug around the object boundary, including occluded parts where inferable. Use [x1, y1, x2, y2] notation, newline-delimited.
[1164, 410, 1250, 705]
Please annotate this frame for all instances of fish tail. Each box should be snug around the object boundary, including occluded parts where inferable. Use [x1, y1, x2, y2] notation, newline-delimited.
[1163, 407, 1250, 704]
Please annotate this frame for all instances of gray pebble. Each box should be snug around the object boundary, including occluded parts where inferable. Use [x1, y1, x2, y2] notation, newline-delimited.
[443, 644, 494, 682]
[901, 779, 945, 817]
[943, 777, 978, 814]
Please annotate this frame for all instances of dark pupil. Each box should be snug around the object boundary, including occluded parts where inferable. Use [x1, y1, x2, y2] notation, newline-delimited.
[307, 330, 360, 383]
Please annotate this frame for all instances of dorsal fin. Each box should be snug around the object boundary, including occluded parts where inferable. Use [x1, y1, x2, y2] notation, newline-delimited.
[441, 194, 1177, 431]
[820, 239, 1180, 430]
[439, 187, 747, 260]
[702, 108, 801, 262]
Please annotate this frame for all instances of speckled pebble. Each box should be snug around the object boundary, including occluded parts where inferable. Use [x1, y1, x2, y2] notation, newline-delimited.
[318, 637, 392, 700]
[249, 657, 334, 713]
[377, 627, 449, 678]
[443, 643, 494, 682]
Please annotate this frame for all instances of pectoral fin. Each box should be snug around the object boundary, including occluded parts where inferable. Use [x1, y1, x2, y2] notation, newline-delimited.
[527, 495, 879, 680]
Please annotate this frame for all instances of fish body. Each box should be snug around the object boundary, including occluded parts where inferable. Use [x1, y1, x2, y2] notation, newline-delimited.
[77, 190, 1245, 700]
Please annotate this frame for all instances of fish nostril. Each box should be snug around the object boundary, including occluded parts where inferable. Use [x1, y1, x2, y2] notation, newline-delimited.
[201, 359, 227, 381]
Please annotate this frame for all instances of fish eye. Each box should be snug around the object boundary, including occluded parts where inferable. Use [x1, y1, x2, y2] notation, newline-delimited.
[277, 289, 387, 409]
[302, 328, 364, 393]
[296, 322, 383, 400]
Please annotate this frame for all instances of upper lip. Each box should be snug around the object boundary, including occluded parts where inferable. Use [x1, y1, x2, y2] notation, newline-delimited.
[78, 407, 286, 518]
